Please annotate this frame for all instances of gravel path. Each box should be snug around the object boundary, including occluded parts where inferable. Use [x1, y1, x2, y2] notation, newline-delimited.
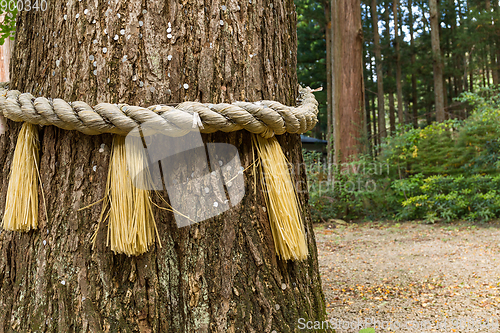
[316, 220, 500, 332]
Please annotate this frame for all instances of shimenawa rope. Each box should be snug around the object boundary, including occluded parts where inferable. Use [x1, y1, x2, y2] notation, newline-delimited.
[0, 81, 319, 259]
[0, 82, 318, 138]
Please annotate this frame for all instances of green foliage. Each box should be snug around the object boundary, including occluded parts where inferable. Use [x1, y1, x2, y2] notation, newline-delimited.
[295, 0, 327, 134]
[305, 89, 500, 223]
[0, 1, 17, 45]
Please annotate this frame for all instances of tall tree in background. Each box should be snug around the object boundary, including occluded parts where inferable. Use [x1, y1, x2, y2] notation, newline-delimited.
[332, 0, 366, 162]
[409, 0, 419, 127]
[430, 0, 446, 122]
[393, 0, 404, 125]
[0, 0, 329, 330]
[371, 0, 387, 139]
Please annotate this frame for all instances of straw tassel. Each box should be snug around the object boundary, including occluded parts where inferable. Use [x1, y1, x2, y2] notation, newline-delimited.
[252, 134, 308, 260]
[104, 135, 159, 256]
[3, 122, 40, 231]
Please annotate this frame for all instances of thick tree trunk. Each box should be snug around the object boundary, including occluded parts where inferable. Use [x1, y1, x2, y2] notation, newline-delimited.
[430, 0, 445, 122]
[370, 0, 386, 140]
[332, 0, 365, 163]
[0, 1, 329, 332]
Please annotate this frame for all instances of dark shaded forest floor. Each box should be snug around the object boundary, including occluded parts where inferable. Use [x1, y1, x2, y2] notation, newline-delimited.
[316, 220, 500, 332]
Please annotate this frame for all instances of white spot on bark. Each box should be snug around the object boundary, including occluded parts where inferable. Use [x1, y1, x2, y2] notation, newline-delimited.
[43, 240, 46, 245]
[167, 72, 170, 77]
[139, 21, 143, 27]
[213, 202, 219, 208]
[92, 19, 96, 24]
[120, 29, 125, 35]
[127, 35, 131, 40]
[167, 27, 172, 33]
[281, 283, 286, 290]
[107, 78, 110, 83]
[275, 304, 280, 310]
[104, 29, 107, 34]
[168, 22, 171, 27]
[99, 148, 104, 153]
[89, 55, 94, 61]
[93, 39, 98, 44]
[219, 20, 224, 26]
[52, 71, 55, 76]
[132, 75, 137, 81]
[93, 70, 97, 75]
[221, 5, 226, 10]
[167, 34, 172, 39]
[210, 42, 213, 48]
[93, 61, 97, 67]
[139, 81, 144, 87]
[122, 55, 127, 62]
[75, 13, 79, 19]
[142, 9, 147, 14]
[117, 13, 121, 18]
[102, 47, 107, 53]
[61, 280, 66, 285]
[150, 86, 155, 92]
[56, 60, 60, 67]
[63, 14, 67, 20]
[114, 35, 118, 40]
[93, 165, 97, 172]
[204, 187, 210, 193]
[167, 55, 172, 61]
[139, 33, 143, 38]
[183, 83, 189, 89]
[84, 9, 89, 15]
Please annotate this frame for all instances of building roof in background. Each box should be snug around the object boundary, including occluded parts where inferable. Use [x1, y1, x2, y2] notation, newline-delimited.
[300, 135, 327, 144]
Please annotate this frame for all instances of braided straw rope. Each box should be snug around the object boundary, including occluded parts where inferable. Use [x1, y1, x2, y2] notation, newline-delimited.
[0, 82, 319, 138]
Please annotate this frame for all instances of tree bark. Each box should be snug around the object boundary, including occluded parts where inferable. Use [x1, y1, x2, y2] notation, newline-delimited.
[370, 0, 386, 140]
[0, 1, 329, 332]
[332, 0, 365, 162]
[409, 0, 418, 128]
[388, 92, 396, 134]
[430, 0, 445, 122]
[393, 0, 404, 126]
[324, 0, 334, 177]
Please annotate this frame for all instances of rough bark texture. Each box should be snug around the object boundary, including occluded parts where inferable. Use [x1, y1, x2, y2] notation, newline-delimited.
[430, 0, 445, 122]
[370, 0, 386, 139]
[332, 0, 365, 163]
[0, 1, 329, 332]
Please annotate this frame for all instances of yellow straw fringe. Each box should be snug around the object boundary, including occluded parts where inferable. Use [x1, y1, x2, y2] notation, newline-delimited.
[105, 135, 159, 256]
[252, 134, 308, 260]
[3, 123, 40, 232]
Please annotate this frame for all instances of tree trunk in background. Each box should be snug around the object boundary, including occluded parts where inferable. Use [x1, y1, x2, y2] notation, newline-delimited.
[393, 0, 404, 126]
[384, 0, 396, 134]
[370, 0, 386, 140]
[409, 0, 418, 128]
[486, 0, 499, 85]
[324, 0, 334, 177]
[332, 0, 365, 163]
[430, 0, 445, 122]
[0, 1, 329, 331]
[371, 92, 378, 149]
[389, 93, 396, 134]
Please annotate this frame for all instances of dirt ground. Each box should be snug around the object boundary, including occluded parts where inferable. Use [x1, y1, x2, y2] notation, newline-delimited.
[315, 220, 500, 332]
